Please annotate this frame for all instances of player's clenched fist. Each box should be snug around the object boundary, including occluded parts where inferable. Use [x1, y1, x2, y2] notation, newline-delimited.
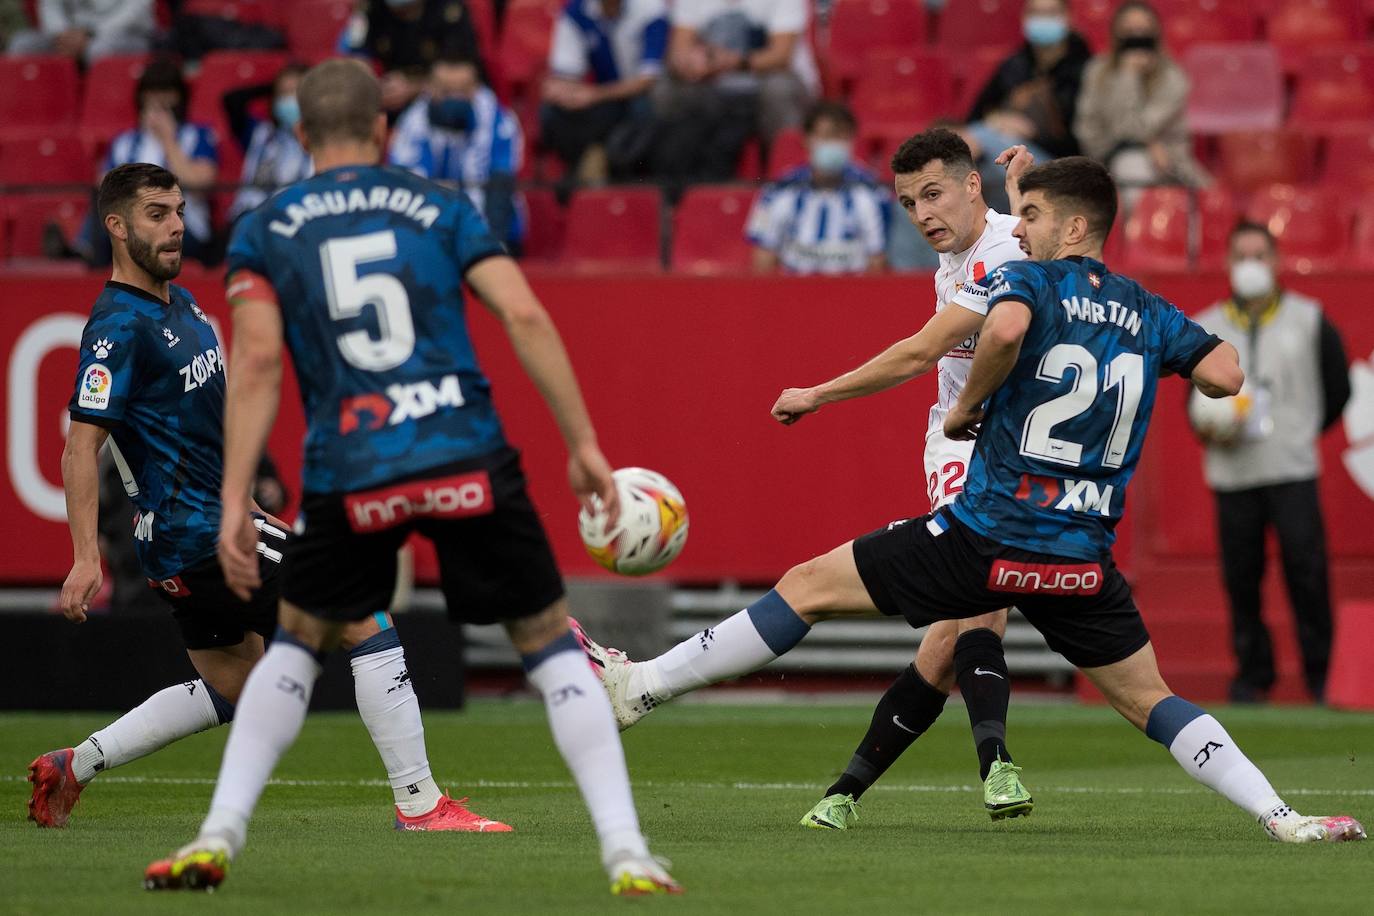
[59, 558, 102, 622]
[772, 387, 821, 425]
[944, 403, 985, 441]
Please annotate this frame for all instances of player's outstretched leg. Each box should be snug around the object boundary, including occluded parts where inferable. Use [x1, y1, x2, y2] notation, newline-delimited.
[146, 609, 335, 892]
[1083, 643, 1366, 844]
[344, 613, 510, 832]
[509, 602, 681, 896]
[952, 613, 1033, 819]
[571, 541, 880, 731]
[29, 643, 251, 828]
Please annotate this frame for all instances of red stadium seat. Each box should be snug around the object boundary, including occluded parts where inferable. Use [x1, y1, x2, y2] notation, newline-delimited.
[1196, 185, 1239, 268]
[0, 56, 79, 139]
[466, 0, 503, 95]
[1160, 5, 1257, 54]
[1214, 130, 1319, 191]
[767, 127, 808, 179]
[1182, 44, 1283, 133]
[188, 51, 291, 178]
[1290, 46, 1374, 130]
[4, 192, 89, 259]
[938, 0, 1024, 56]
[0, 135, 93, 188]
[736, 138, 763, 180]
[562, 187, 662, 272]
[1071, 0, 1115, 52]
[1322, 128, 1374, 190]
[285, 0, 353, 61]
[1118, 187, 1192, 272]
[1245, 184, 1351, 273]
[826, 0, 928, 90]
[520, 187, 565, 262]
[852, 51, 957, 153]
[1265, 0, 1361, 73]
[79, 55, 149, 145]
[498, 0, 560, 99]
[1349, 206, 1374, 268]
[954, 47, 1008, 117]
[670, 186, 756, 275]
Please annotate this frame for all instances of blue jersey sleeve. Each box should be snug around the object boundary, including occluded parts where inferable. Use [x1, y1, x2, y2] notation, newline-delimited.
[69, 310, 143, 427]
[1155, 295, 1223, 378]
[984, 261, 1049, 314]
[225, 210, 269, 278]
[453, 192, 507, 273]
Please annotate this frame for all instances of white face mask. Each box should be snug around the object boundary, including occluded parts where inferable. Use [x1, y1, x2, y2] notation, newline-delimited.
[1230, 258, 1274, 300]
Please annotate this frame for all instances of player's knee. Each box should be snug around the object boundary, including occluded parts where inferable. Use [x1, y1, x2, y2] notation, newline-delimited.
[503, 599, 569, 656]
[777, 556, 836, 620]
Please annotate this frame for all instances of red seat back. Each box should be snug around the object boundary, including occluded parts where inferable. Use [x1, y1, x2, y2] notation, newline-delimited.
[0, 56, 80, 139]
[1290, 46, 1374, 130]
[852, 50, 957, 150]
[1349, 205, 1374, 268]
[1215, 130, 1319, 191]
[1119, 187, 1192, 272]
[1323, 128, 1374, 191]
[671, 186, 755, 275]
[498, 0, 560, 99]
[827, 0, 928, 89]
[938, 0, 1024, 56]
[1196, 186, 1238, 268]
[188, 51, 291, 177]
[563, 187, 662, 272]
[1265, 0, 1361, 73]
[0, 135, 93, 187]
[1245, 184, 1351, 273]
[1183, 44, 1283, 133]
[285, 0, 353, 61]
[767, 128, 809, 180]
[5, 192, 89, 259]
[79, 55, 150, 145]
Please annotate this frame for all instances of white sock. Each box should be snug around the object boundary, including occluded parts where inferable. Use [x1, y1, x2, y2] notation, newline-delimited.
[72, 680, 222, 784]
[1162, 712, 1283, 818]
[629, 598, 807, 705]
[199, 641, 321, 855]
[526, 635, 648, 867]
[350, 640, 442, 816]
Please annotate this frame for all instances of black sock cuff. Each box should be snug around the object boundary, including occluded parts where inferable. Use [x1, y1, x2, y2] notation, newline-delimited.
[906, 663, 949, 703]
[953, 627, 1007, 677]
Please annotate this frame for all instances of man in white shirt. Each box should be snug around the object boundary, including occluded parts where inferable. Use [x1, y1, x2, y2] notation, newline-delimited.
[541, 0, 668, 183]
[7, 0, 152, 62]
[771, 129, 1036, 828]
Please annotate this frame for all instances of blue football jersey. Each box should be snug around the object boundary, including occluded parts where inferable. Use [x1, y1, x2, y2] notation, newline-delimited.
[226, 165, 509, 494]
[69, 282, 227, 580]
[949, 257, 1221, 560]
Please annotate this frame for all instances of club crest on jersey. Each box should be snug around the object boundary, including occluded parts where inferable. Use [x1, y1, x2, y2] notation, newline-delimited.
[1088, 272, 1101, 289]
[189, 302, 210, 323]
[162, 327, 181, 348]
[1015, 473, 1114, 516]
[77, 363, 112, 410]
[339, 374, 467, 433]
[92, 338, 114, 358]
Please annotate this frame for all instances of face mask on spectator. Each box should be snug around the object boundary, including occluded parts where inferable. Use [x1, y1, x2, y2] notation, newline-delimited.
[810, 140, 852, 176]
[1230, 259, 1275, 300]
[273, 95, 300, 129]
[1024, 15, 1069, 47]
[428, 97, 476, 132]
[1116, 34, 1159, 52]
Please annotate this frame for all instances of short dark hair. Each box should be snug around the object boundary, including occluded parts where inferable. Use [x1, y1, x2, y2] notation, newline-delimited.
[803, 99, 857, 135]
[97, 163, 179, 221]
[1228, 219, 1277, 252]
[298, 58, 382, 147]
[889, 128, 976, 177]
[1016, 156, 1118, 241]
[134, 56, 187, 111]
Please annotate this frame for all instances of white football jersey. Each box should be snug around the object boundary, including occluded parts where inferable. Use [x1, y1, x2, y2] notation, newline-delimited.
[928, 208, 1026, 434]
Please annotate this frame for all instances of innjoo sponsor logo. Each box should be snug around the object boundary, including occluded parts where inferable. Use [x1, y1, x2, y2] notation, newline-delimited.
[345, 470, 494, 532]
[988, 559, 1104, 596]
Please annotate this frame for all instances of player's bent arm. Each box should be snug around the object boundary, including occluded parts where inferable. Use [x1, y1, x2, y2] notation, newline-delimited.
[1190, 340, 1244, 399]
[61, 420, 110, 566]
[468, 256, 598, 451]
[222, 298, 284, 512]
[945, 299, 1031, 439]
[813, 303, 985, 407]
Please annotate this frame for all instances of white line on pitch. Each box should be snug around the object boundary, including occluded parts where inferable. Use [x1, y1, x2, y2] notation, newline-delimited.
[3, 774, 1371, 797]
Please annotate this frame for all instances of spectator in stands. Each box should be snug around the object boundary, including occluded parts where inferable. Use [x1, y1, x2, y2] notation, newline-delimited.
[1073, 1, 1208, 206]
[649, 0, 818, 189]
[0, 0, 28, 49]
[223, 62, 313, 223]
[540, 0, 669, 186]
[64, 57, 219, 266]
[967, 0, 1092, 159]
[388, 53, 524, 250]
[344, 0, 484, 114]
[745, 100, 887, 276]
[1190, 222, 1351, 704]
[7, 0, 153, 63]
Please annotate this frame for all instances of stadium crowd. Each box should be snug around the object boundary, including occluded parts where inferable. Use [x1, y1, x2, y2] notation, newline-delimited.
[0, 0, 1371, 274]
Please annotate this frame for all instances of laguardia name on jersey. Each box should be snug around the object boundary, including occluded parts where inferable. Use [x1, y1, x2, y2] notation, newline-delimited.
[69, 282, 227, 581]
[950, 257, 1221, 561]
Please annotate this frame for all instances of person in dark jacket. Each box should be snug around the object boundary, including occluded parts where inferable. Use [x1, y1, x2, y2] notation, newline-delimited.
[966, 0, 1092, 159]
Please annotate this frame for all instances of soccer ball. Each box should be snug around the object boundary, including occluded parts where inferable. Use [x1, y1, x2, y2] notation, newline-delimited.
[1189, 388, 1251, 441]
[578, 467, 689, 576]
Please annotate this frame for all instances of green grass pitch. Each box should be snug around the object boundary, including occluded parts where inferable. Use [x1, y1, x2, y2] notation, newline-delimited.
[2, 700, 1371, 915]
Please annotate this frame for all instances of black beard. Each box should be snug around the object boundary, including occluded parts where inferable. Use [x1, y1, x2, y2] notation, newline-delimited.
[126, 228, 182, 282]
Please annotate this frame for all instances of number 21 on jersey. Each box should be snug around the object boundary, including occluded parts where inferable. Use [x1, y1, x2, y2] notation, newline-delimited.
[1020, 343, 1143, 469]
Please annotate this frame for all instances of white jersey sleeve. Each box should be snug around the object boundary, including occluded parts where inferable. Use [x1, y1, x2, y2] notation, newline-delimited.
[947, 214, 1026, 316]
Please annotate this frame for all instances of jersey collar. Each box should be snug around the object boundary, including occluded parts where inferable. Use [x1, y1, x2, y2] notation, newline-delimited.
[106, 280, 171, 306]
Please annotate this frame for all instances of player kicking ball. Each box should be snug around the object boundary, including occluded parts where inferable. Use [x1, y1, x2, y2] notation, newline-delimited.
[145, 59, 679, 896]
[572, 157, 1365, 845]
[29, 163, 505, 837]
[777, 129, 1037, 828]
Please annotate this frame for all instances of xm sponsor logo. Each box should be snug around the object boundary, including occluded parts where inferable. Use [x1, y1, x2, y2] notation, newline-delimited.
[1015, 474, 1114, 516]
[339, 374, 466, 433]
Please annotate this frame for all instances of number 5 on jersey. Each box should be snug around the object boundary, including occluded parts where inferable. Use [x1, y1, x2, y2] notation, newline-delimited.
[321, 230, 416, 372]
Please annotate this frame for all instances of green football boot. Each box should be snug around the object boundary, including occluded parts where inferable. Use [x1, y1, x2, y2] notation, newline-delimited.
[984, 755, 1033, 820]
[800, 793, 860, 830]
